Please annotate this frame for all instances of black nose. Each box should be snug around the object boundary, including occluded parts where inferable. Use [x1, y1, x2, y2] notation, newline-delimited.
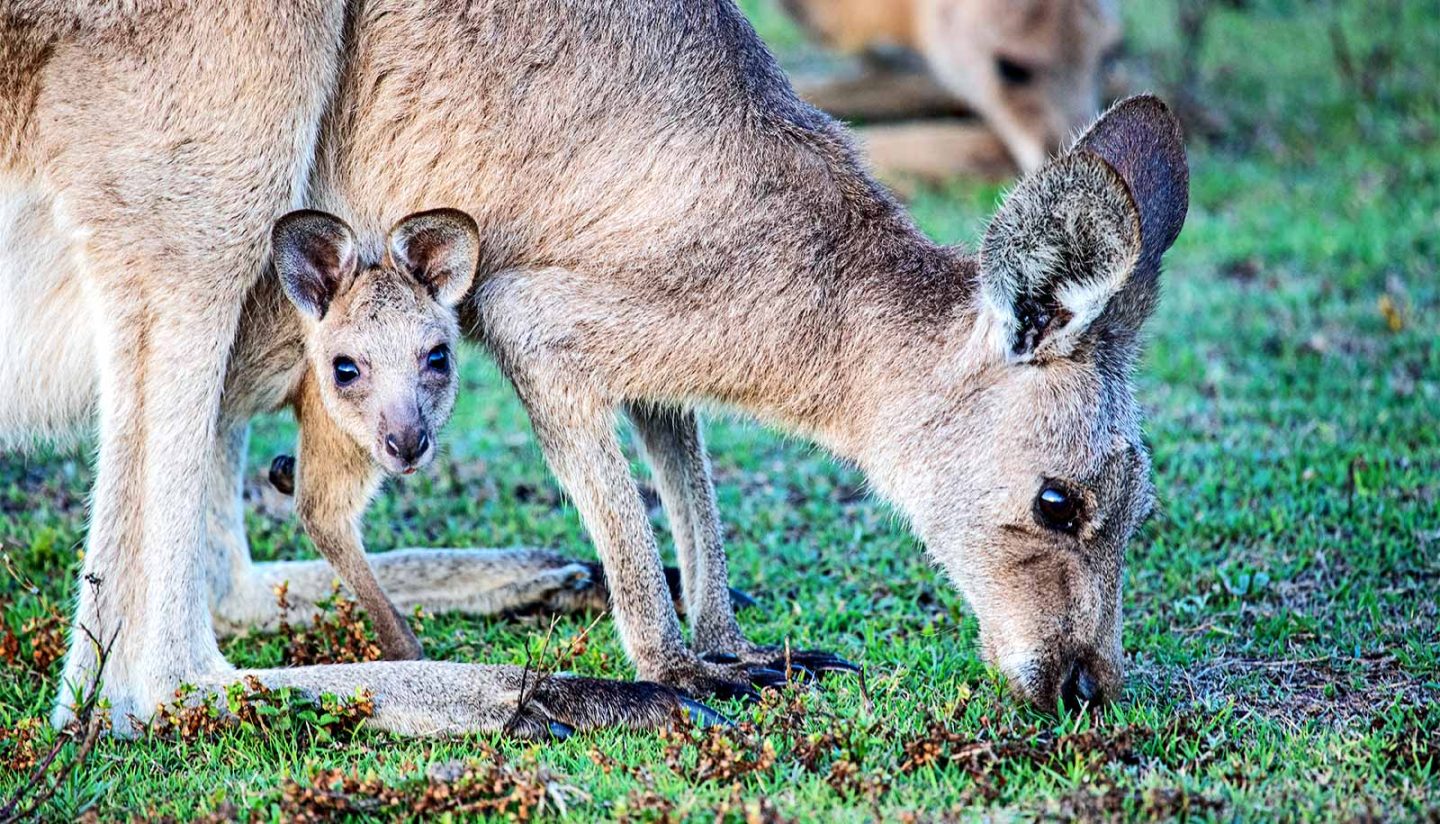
[384, 428, 430, 465]
[1059, 660, 1100, 711]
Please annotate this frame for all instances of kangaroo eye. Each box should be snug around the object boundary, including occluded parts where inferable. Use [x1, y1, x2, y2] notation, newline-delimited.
[996, 57, 1035, 86]
[1035, 482, 1082, 533]
[333, 356, 360, 386]
[426, 345, 451, 373]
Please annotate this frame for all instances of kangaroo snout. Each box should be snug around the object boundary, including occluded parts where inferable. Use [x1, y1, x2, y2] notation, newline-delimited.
[1002, 644, 1120, 712]
[382, 425, 431, 472]
[1057, 652, 1108, 710]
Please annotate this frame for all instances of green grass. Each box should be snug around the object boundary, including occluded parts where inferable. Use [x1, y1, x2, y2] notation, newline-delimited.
[3, 1, 1438, 820]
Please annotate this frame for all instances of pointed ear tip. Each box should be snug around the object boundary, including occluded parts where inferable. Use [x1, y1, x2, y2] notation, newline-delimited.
[1104, 94, 1182, 129]
[1098, 95, 1187, 162]
[396, 207, 478, 229]
[273, 209, 354, 247]
[1076, 93, 1190, 236]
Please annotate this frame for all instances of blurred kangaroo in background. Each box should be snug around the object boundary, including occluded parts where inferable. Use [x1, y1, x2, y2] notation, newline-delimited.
[1, 0, 1181, 737]
[782, 0, 1123, 174]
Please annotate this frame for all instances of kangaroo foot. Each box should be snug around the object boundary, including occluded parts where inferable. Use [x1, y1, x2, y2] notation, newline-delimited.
[700, 644, 860, 684]
[505, 674, 730, 740]
[653, 655, 811, 704]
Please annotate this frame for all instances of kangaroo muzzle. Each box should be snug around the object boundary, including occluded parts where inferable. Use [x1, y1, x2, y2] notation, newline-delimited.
[381, 422, 431, 472]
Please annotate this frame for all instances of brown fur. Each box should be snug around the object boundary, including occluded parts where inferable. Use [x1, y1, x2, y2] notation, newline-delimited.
[782, 0, 1123, 172]
[0, 0, 1183, 735]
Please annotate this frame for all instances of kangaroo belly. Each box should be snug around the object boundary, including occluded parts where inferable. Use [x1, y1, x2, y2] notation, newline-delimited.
[0, 187, 99, 451]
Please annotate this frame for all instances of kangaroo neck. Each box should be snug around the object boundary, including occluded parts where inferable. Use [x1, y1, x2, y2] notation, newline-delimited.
[676, 200, 974, 460]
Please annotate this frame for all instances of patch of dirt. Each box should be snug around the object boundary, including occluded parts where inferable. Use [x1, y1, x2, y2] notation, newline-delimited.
[896, 715, 1148, 804]
[275, 583, 385, 666]
[1041, 784, 1222, 822]
[0, 603, 67, 675]
[279, 751, 581, 822]
[1132, 651, 1439, 729]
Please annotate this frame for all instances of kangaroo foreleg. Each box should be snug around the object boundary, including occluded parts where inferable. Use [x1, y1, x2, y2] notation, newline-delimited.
[626, 404, 741, 649]
[504, 381, 783, 700]
[293, 384, 423, 660]
[627, 404, 858, 680]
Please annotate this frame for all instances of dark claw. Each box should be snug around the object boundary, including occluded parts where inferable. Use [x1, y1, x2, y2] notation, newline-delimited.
[701, 652, 741, 665]
[779, 663, 816, 684]
[547, 720, 575, 740]
[680, 698, 731, 728]
[662, 566, 756, 614]
[593, 564, 756, 616]
[708, 679, 763, 704]
[749, 667, 789, 690]
[787, 651, 861, 675]
[268, 454, 296, 496]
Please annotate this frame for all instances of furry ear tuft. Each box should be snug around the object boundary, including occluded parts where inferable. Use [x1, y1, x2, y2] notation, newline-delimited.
[980, 152, 1141, 361]
[979, 95, 1188, 362]
[273, 210, 359, 320]
[386, 209, 480, 307]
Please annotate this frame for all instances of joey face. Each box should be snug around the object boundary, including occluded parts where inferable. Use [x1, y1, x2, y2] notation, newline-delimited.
[916, 0, 1122, 172]
[869, 98, 1187, 709]
[273, 208, 480, 476]
[308, 272, 459, 473]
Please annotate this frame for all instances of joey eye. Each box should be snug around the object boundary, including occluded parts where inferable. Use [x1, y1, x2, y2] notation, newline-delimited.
[1034, 482, 1082, 533]
[333, 356, 360, 386]
[996, 56, 1035, 86]
[426, 344, 451, 374]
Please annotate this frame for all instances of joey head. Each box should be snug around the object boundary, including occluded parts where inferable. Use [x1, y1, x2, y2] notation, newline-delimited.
[274, 208, 478, 477]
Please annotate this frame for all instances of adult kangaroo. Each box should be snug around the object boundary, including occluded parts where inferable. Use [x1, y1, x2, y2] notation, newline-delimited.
[0, 0, 1185, 735]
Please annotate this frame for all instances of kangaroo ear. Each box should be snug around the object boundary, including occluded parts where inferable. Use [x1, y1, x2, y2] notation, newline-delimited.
[273, 210, 359, 320]
[386, 208, 480, 307]
[979, 95, 1188, 362]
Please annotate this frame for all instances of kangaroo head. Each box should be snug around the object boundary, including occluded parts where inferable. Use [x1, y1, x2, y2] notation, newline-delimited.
[865, 97, 1187, 709]
[914, 0, 1122, 172]
[273, 208, 480, 475]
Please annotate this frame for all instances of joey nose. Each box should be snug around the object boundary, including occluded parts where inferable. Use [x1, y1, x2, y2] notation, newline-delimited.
[383, 427, 430, 467]
[1059, 660, 1101, 711]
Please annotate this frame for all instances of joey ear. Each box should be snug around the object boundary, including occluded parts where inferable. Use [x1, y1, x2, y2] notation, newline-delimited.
[979, 95, 1188, 362]
[273, 210, 359, 320]
[386, 208, 480, 307]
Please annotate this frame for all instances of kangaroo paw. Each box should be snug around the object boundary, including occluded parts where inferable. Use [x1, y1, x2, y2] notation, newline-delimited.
[765, 649, 861, 677]
[516, 674, 729, 734]
[700, 645, 860, 685]
[268, 454, 296, 496]
[511, 562, 611, 616]
[655, 655, 814, 704]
